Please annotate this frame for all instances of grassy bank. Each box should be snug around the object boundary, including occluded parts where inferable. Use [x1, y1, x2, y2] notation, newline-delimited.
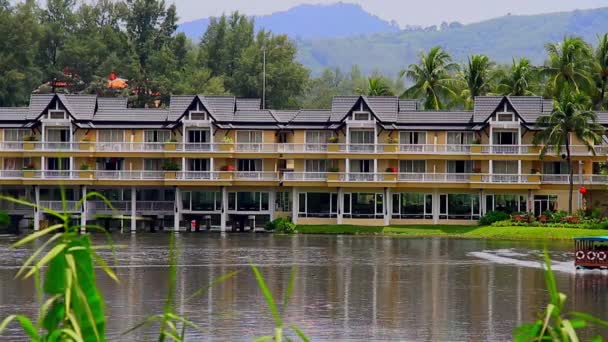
[296, 224, 608, 241]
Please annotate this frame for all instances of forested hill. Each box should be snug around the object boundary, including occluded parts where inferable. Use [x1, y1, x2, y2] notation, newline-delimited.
[297, 7, 608, 75]
[177, 3, 400, 40]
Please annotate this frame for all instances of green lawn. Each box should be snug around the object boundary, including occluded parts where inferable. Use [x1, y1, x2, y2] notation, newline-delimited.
[296, 224, 608, 241]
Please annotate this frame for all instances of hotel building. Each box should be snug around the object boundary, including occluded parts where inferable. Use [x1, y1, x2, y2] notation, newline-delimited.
[0, 94, 606, 231]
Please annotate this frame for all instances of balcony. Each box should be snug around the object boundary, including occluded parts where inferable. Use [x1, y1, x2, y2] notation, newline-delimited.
[234, 171, 279, 181]
[283, 172, 328, 181]
[399, 173, 470, 182]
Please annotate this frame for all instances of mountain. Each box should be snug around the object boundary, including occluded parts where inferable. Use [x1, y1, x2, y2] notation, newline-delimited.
[297, 7, 608, 75]
[177, 3, 400, 40]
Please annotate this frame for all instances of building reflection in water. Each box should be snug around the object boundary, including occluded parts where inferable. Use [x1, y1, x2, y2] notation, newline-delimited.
[0, 234, 607, 340]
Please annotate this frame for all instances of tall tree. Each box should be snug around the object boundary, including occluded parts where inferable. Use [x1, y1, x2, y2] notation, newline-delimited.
[544, 36, 593, 95]
[533, 86, 604, 214]
[125, 0, 178, 105]
[400, 46, 458, 110]
[592, 33, 608, 110]
[356, 76, 394, 96]
[232, 30, 309, 109]
[496, 58, 538, 96]
[0, 0, 42, 105]
[459, 54, 494, 109]
[38, 0, 77, 82]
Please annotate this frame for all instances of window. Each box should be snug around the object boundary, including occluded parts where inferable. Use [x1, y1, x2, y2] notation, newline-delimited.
[493, 161, 518, 174]
[543, 162, 569, 175]
[48, 110, 67, 120]
[349, 130, 374, 144]
[497, 113, 514, 122]
[447, 160, 473, 173]
[447, 132, 475, 145]
[187, 130, 210, 143]
[46, 128, 70, 142]
[399, 160, 426, 173]
[305, 160, 327, 172]
[188, 111, 207, 120]
[297, 192, 337, 218]
[237, 131, 262, 143]
[533, 195, 558, 216]
[486, 194, 527, 214]
[352, 111, 371, 121]
[439, 194, 480, 220]
[306, 131, 332, 144]
[348, 193, 382, 218]
[392, 193, 433, 219]
[4, 129, 30, 142]
[144, 159, 163, 171]
[47, 158, 70, 171]
[492, 131, 518, 145]
[40, 188, 75, 201]
[350, 159, 372, 173]
[98, 130, 124, 142]
[145, 130, 171, 143]
[237, 159, 262, 172]
[400, 131, 426, 145]
[276, 192, 291, 212]
[188, 159, 209, 171]
[227, 192, 270, 212]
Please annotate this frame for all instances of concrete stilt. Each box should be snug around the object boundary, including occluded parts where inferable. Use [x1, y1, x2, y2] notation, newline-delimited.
[291, 187, 298, 224]
[80, 186, 87, 234]
[337, 187, 343, 225]
[174, 187, 181, 232]
[220, 186, 227, 232]
[383, 187, 391, 226]
[131, 187, 137, 233]
[34, 186, 40, 231]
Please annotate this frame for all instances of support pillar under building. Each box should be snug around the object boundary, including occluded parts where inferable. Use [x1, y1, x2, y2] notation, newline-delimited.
[291, 187, 298, 225]
[131, 187, 137, 233]
[220, 186, 227, 232]
[174, 187, 181, 232]
[34, 185, 40, 231]
[80, 186, 87, 234]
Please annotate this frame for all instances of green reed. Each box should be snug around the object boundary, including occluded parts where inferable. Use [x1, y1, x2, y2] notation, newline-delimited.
[514, 251, 608, 341]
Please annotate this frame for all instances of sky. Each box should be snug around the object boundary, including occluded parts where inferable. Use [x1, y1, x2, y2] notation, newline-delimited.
[173, 0, 608, 26]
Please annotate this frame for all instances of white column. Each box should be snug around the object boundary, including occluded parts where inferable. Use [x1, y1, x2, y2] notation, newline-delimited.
[41, 156, 46, 179]
[220, 186, 227, 232]
[291, 187, 298, 224]
[489, 124, 493, 175]
[480, 190, 486, 215]
[174, 187, 181, 232]
[130, 187, 136, 233]
[80, 186, 87, 234]
[527, 190, 533, 214]
[34, 185, 40, 231]
[181, 157, 186, 175]
[337, 187, 344, 225]
[383, 188, 391, 226]
[210, 158, 214, 174]
[432, 189, 439, 224]
[269, 190, 275, 221]
[345, 159, 350, 174]
[373, 159, 378, 181]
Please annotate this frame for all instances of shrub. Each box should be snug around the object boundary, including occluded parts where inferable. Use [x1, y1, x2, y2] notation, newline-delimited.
[479, 211, 510, 225]
[328, 136, 339, 143]
[328, 166, 340, 172]
[265, 217, 296, 234]
[162, 160, 180, 171]
[549, 210, 568, 223]
[79, 164, 92, 170]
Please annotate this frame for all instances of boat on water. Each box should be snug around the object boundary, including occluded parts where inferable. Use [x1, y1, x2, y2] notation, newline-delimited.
[574, 236, 608, 270]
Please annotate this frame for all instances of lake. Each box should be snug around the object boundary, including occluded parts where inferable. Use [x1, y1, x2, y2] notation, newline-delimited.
[0, 233, 607, 341]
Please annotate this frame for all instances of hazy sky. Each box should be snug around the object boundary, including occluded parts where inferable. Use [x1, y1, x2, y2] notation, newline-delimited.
[174, 0, 608, 26]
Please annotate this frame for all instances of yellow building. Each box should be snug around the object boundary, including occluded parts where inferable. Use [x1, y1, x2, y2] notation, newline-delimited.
[0, 94, 606, 231]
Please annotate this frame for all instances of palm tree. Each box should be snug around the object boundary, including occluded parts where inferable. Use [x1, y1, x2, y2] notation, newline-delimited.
[400, 46, 458, 110]
[544, 36, 593, 94]
[459, 54, 495, 109]
[533, 86, 605, 214]
[497, 58, 538, 96]
[592, 34, 608, 110]
[356, 76, 394, 96]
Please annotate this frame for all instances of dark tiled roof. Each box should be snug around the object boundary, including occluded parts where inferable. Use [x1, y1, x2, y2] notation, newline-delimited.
[399, 99, 418, 111]
[62, 95, 97, 120]
[233, 110, 276, 123]
[473, 96, 546, 123]
[397, 111, 474, 124]
[0, 107, 29, 121]
[97, 97, 128, 110]
[270, 110, 299, 123]
[203, 96, 235, 121]
[365, 96, 398, 122]
[236, 98, 261, 111]
[291, 110, 331, 123]
[168, 95, 196, 120]
[28, 94, 54, 119]
[330, 96, 359, 121]
[94, 108, 170, 122]
[598, 112, 608, 125]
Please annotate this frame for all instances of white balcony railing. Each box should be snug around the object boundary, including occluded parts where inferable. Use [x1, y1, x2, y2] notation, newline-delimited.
[39, 200, 80, 212]
[283, 172, 328, 181]
[278, 143, 328, 153]
[234, 171, 279, 181]
[234, 143, 278, 153]
[481, 174, 533, 183]
[178, 171, 221, 180]
[399, 173, 470, 182]
[95, 170, 165, 180]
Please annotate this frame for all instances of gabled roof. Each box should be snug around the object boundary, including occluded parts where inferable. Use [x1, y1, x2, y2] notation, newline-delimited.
[97, 97, 128, 110]
[291, 110, 332, 123]
[62, 95, 97, 120]
[270, 110, 299, 123]
[399, 99, 418, 112]
[203, 96, 236, 121]
[598, 112, 608, 125]
[233, 110, 276, 123]
[473, 96, 549, 123]
[28, 94, 55, 119]
[330, 96, 399, 122]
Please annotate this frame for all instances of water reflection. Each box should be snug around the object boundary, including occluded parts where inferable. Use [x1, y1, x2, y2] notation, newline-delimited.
[0, 234, 606, 341]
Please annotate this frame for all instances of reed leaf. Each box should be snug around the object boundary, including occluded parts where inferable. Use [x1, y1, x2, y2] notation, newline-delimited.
[0, 315, 38, 340]
[251, 264, 282, 327]
[15, 233, 62, 279]
[11, 224, 64, 249]
[24, 243, 67, 279]
[290, 325, 311, 342]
